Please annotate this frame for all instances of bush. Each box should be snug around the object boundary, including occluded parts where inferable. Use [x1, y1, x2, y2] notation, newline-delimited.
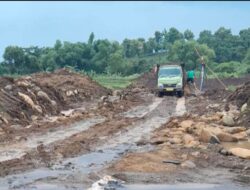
[215, 61, 241, 73]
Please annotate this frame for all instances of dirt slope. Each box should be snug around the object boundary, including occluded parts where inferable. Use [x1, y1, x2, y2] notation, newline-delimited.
[0, 69, 111, 126]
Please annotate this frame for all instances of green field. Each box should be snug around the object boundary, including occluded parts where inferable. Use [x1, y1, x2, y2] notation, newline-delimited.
[92, 74, 140, 89]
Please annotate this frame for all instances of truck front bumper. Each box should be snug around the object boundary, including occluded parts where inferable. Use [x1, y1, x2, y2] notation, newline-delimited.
[157, 87, 183, 93]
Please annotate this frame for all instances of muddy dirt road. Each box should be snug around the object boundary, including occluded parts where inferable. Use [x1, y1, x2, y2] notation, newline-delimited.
[0, 92, 185, 189]
[0, 71, 250, 190]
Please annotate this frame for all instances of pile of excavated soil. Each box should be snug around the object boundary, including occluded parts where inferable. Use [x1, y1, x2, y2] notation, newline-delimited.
[192, 76, 250, 100]
[197, 75, 250, 90]
[0, 69, 111, 125]
[128, 71, 157, 92]
[228, 81, 250, 108]
[227, 81, 250, 127]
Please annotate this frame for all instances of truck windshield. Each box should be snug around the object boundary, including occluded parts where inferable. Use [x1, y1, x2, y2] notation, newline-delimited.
[158, 68, 181, 78]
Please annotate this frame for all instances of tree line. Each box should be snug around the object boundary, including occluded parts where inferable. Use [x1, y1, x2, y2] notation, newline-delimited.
[0, 27, 250, 76]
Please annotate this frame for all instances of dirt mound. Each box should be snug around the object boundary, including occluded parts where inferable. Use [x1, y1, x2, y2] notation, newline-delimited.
[128, 71, 157, 92]
[228, 81, 250, 108]
[0, 69, 111, 125]
[197, 75, 250, 90]
[194, 76, 250, 103]
[227, 81, 250, 127]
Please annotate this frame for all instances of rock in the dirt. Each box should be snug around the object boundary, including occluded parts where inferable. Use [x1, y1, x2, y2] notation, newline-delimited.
[66, 90, 74, 97]
[191, 151, 200, 157]
[74, 89, 79, 95]
[17, 80, 30, 87]
[34, 105, 43, 114]
[181, 160, 196, 169]
[113, 90, 122, 96]
[180, 120, 193, 129]
[183, 134, 195, 145]
[100, 96, 108, 102]
[37, 91, 52, 102]
[51, 100, 57, 106]
[229, 148, 250, 159]
[246, 129, 250, 136]
[169, 137, 182, 144]
[224, 127, 246, 134]
[199, 128, 220, 144]
[216, 132, 238, 142]
[87, 175, 124, 190]
[233, 132, 248, 141]
[4, 85, 13, 91]
[18, 92, 43, 114]
[210, 135, 221, 144]
[241, 103, 248, 113]
[0, 115, 8, 124]
[219, 149, 231, 156]
[31, 115, 38, 121]
[222, 115, 235, 127]
[61, 109, 74, 117]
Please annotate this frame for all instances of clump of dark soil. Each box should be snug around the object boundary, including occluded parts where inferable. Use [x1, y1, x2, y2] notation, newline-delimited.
[227, 81, 250, 127]
[228, 81, 250, 108]
[0, 69, 111, 125]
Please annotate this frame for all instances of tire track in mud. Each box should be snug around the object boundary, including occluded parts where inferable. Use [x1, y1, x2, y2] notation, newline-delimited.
[0, 97, 185, 189]
[0, 117, 106, 163]
[0, 96, 160, 164]
[0, 96, 186, 189]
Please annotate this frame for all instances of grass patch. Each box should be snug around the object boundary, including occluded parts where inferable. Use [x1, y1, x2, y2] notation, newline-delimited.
[92, 74, 140, 89]
[227, 85, 237, 92]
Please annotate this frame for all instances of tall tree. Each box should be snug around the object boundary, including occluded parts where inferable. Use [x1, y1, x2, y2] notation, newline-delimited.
[184, 29, 194, 40]
[166, 27, 183, 44]
[88, 32, 95, 45]
[168, 40, 215, 70]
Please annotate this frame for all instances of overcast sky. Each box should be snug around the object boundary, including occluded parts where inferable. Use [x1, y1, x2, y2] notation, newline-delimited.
[0, 1, 250, 58]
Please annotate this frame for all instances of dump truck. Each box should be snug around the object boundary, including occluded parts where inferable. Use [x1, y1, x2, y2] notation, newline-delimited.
[156, 64, 185, 97]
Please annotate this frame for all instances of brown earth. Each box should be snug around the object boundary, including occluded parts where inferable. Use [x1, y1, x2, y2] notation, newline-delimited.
[1, 71, 250, 188]
[106, 95, 250, 185]
[0, 68, 111, 126]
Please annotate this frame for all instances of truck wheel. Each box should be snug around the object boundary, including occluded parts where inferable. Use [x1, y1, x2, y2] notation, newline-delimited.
[177, 91, 183, 98]
[158, 91, 163, 97]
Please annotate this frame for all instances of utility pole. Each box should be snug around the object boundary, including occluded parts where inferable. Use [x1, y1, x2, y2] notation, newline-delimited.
[194, 47, 206, 91]
[194, 47, 227, 91]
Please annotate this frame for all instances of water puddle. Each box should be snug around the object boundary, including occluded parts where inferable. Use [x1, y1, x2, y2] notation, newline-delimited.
[120, 97, 163, 118]
[0, 96, 181, 189]
[0, 116, 106, 162]
[120, 183, 249, 190]
[175, 97, 186, 116]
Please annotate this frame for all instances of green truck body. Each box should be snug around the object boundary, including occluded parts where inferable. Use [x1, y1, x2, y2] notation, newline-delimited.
[157, 65, 184, 97]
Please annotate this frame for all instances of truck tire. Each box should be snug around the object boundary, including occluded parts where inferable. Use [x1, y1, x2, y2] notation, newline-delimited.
[158, 91, 163, 97]
[177, 91, 183, 98]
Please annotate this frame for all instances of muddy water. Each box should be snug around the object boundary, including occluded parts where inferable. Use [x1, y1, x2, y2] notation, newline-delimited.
[175, 97, 186, 116]
[0, 96, 179, 189]
[0, 117, 106, 163]
[120, 97, 163, 118]
[121, 183, 250, 190]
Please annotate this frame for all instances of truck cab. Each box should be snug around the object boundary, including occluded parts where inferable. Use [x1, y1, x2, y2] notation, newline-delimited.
[157, 65, 184, 97]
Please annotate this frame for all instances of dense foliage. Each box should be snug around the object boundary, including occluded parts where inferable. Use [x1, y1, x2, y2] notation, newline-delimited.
[1, 27, 250, 76]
